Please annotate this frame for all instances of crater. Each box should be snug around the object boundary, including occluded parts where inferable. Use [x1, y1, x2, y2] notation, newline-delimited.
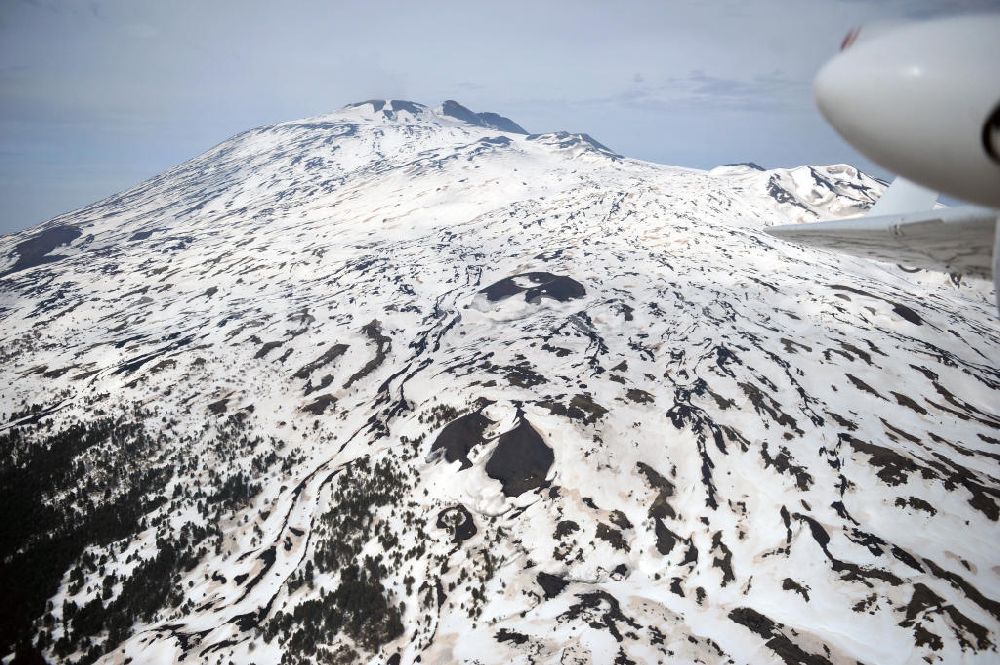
[484, 418, 553, 497]
[480, 272, 585, 304]
[436, 504, 477, 543]
[429, 411, 492, 470]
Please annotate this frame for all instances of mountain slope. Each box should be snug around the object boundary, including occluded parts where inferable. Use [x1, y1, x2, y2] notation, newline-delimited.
[1, 99, 998, 665]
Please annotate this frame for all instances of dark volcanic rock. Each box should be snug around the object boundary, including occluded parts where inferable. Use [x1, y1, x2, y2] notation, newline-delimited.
[596, 522, 628, 551]
[2, 225, 82, 277]
[293, 343, 349, 381]
[539, 394, 608, 425]
[436, 504, 477, 543]
[495, 628, 529, 644]
[344, 320, 391, 388]
[430, 411, 492, 469]
[480, 272, 585, 304]
[484, 418, 553, 497]
[302, 394, 336, 415]
[637, 461, 676, 520]
[555, 520, 580, 538]
[537, 572, 569, 599]
[654, 518, 678, 555]
[728, 607, 833, 665]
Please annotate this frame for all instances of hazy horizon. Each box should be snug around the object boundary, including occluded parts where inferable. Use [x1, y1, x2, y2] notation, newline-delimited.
[1, 0, 992, 236]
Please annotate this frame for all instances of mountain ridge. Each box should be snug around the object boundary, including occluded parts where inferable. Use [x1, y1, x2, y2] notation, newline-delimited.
[0, 99, 997, 665]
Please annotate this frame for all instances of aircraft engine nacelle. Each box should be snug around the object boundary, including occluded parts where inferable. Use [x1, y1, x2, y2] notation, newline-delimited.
[814, 14, 1000, 208]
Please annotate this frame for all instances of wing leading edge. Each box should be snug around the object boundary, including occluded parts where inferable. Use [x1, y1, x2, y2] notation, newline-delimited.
[766, 206, 997, 277]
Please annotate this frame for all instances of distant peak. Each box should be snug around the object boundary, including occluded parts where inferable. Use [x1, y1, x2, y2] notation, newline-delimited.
[388, 99, 427, 114]
[526, 131, 620, 159]
[344, 99, 387, 112]
[345, 99, 427, 112]
[340, 99, 527, 134]
[724, 162, 765, 171]
[342, 99, 429, 120]
[440, 100, 528, 134]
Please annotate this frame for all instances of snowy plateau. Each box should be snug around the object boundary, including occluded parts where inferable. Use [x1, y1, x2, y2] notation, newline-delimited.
[0, 99, 998, 665]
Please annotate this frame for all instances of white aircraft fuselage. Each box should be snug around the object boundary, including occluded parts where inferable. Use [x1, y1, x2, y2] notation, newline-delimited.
[768, 13, 1000, 312]
[813, 14, 1000, 208]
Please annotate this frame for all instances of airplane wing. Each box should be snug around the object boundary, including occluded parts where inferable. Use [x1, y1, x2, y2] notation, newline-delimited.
[766, 178, 997, 278]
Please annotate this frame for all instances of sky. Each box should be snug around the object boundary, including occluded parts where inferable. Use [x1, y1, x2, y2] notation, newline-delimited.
[0, 0, 995, 236]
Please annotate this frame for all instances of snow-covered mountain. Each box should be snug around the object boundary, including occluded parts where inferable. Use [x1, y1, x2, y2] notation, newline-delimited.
[1, 99, 998, 665]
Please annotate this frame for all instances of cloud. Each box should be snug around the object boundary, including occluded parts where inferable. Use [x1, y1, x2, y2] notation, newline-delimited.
[597, 70, 812, 114]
